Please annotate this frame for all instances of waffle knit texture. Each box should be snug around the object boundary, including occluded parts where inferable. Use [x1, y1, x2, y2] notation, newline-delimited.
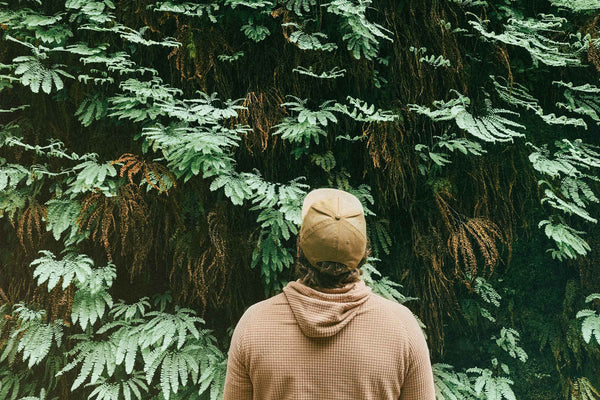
[223, 279, 436, 400]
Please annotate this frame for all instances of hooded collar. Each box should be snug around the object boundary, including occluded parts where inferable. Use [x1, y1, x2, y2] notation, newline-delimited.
[282, 279, 372, 338]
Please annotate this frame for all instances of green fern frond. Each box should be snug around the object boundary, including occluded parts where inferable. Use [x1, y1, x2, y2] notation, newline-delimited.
[150, 2, 220, 22]
[44, 198, 84, 242]
[538, 219, 591, 260]
[241, 19, 270, 42]
[13, 55, 74, 94]
[551, 0, 600, 12]
[30, 250, 94, 291]
[493, 76, 587, 128]
[576, 293, 600, 346]
[492, 327, 528, 362]
[409, 93, 525, 143]
[75, 93, 108, 127]
[285, 0, 317, 15]
[86, 371, 148, 400]
[310, 151, 336, 173]
[361, 259, 418, 304]
[292, 65, 346, 79]
[469, 13, 587, 67]
[286, 28, 337, 52]
[322, 0, 393, 60]
[334, 96, 398, 123]
[432, 363, 474, 400]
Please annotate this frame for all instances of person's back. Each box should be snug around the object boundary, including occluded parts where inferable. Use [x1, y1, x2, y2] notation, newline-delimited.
[224, 280, 435, 399]
[223, 188, 436, 400]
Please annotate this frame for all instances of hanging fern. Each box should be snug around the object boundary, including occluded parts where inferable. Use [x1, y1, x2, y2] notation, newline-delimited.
[75, 93, 108, 127]
[432, 363, 475, 400]
[538, 219, 591, 260]
[285, 0, 317, 15]
[334, 96, 399, 123]
[272, 96, 338, 149]
[150, 2, 220, 22]
[550, 0, 600, 12]
[493, 76, 587, 128]
[492, 328, 528, 362]
[30, 250, 94, 291]
[466, 367, 516, 400]
[468, 13, 588, 67]
[322, 0, 393, 60]
[361, 259, 418, 304]
[285, 26, 338, 52]
[554, 81, 600, 125]
[576, 293, 600, 346]
[409, 92, 526, 143]
[570, 377, 600, 400]
[13, 55, 74, 94]
[240, 19, 270, 42]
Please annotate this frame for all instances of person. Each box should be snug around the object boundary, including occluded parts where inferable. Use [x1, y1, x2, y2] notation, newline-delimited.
[223, 188, 436, 400]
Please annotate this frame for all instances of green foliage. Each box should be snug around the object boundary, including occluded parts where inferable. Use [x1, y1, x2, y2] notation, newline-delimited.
[241, 19, 270, 42]
[70, 160, 118, 195]
[410, 46, 451, 68]
[529, 139, 600, 260]
[285, 0, 316, 15]
[285, 25, 338, 52]
[45, 198, 84, 243]
[13, 54, 73, 94]
[570, 377, 600, 400]
[576, 293, 600, 346]
[468, 13, 588, 67]
[321, 0, 393, 60]
[272, 96, 337, 151]
[217, 51, 244, 62]
[85, 371, 147, 400]
[466, 367, 516, 400]
[433, 363, 475, 400]
[492, 328, 528, 362]
[0, 0, 600, 399]
[150, 2, 220, 22]
[550, 0, 600, 12]
[293, 65, 346, 79]
[416, 133, 486, 172]
[409, 92, 526, 143]
[3, 304, 64, 369]
[75, 94, 108, 127]
[361, 258, 418, 304]
[554, 81, 600, 125]
[493, 76, 587, 128]
[30, 250, 94, 291]
[538, 219, 591, 260]
[334, 96, 399, 123]
[369, 218, 392, 257]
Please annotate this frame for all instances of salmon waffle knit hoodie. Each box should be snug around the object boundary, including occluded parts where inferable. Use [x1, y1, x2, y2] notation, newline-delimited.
[222, 279, 436, 400]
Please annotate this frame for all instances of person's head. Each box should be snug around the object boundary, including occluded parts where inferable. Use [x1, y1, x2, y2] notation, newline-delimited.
[295, 188, 371, 289]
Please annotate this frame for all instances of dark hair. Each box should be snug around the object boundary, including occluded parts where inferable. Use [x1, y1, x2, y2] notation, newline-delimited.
[294, 235, 371, 289]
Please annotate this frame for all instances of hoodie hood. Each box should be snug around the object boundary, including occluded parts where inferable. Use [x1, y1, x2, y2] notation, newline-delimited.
[282, 279, 372, 338]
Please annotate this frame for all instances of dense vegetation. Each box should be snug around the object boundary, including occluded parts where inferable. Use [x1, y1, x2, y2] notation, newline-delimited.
[1, 0, 600, 399]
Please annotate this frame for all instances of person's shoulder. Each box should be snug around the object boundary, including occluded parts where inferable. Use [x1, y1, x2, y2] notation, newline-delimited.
[368, 293, 421, 324]
[237, 292, 287, 324]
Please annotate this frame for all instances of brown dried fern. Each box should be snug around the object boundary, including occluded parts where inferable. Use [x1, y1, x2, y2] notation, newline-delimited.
[15, 199, 47, 253]
[111, 153, 175, 194]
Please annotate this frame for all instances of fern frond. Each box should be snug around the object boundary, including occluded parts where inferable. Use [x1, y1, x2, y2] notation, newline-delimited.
[551, 0, 600, 12]
[469, 13, 587, 67]
[576, 293, 600, 346]
[538, 219, 591, 260]
[322, 0, 393, 60]
[30, 250, 94, 291]
[409, 93, 525, 143]
[292, 65, 346, 79]
[150, 2, 220, 22]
